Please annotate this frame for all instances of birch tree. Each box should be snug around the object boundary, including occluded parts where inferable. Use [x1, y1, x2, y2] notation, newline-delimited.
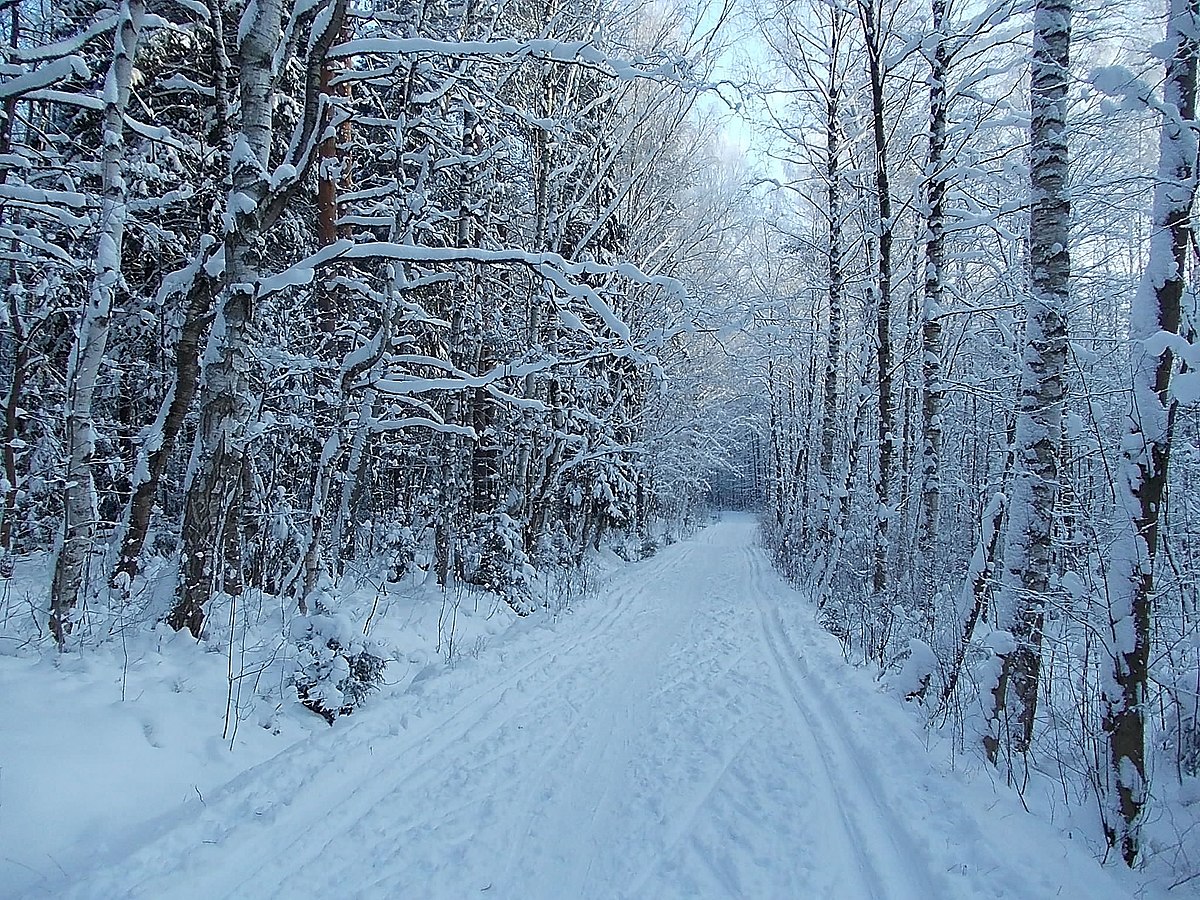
[1102, 0, 1199, 864]
[918, 0, 948, 614]
[858, 0, 897, 603]
[107, 0, 233, 593]
[820, 9, 847, 552]
[986, 0, 1071, 762]
[765, 0, 849, 549]
[49, 0, 144, 644]
[170, 0, 347, 635]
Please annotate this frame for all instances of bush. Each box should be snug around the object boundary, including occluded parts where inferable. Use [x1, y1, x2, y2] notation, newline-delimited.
[291, 607, 388, 725]
[464, 512, 534, 614]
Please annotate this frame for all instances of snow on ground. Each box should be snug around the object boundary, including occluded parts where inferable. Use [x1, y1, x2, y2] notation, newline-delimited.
[0, 548, 545, 897]
[3, 517, 1162, 898]
[0, 626, 326, 892]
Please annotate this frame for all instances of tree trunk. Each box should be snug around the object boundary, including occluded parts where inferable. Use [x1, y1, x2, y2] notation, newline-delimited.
[0, 1, 22, 562]
[820, 45, 843, 547]
[315, 15, 349, 338]
[49, 0, 144, 644]
[110, 264, 215, 590]
[170, 0, 287, 636]
[919, 0, 949, 618]
[1, 298, 30, 560]
[987, 0, 1071, 761]
[860, 0, 895, 600]
[943, 417, 1015, 704]
[1102, 0, 1198, 864]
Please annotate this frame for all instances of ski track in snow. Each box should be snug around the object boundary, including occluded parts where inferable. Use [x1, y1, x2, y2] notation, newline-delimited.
[32, 518, 1141, 900]
[749, 547, 926, 900]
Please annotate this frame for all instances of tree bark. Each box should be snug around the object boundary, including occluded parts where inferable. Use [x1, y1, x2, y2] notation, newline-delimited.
[919, 0, 949, 619]
[943, 418, 1015, 704]
[315, 15, 349, 337]
[170, 0, 287, 635]
[49, 0, 144, 644]
[987, 0, 1071, 761]
[0, 1, 21, 562]
[819, 16, 844, 547]
[859, 0, 895, 600]
[1102, 0, 1198, 865]
[110, 264, 215, 590]
[1, 297, 30, 559]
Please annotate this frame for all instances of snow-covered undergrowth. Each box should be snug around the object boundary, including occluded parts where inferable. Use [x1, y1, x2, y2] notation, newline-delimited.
[0, 535, 641, 897]
[795, 541, 1200, 896]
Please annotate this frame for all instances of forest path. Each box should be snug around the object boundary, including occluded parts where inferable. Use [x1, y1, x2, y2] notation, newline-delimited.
[47, 517, 1136, 900]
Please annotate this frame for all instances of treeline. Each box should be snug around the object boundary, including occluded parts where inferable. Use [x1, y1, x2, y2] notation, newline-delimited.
[753, 0, 1200, 868]
[0, 0, 738, 650]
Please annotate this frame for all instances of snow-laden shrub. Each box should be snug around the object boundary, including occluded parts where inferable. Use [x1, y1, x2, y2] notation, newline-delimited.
[383, 523, 420, 583]
[887, 638, 938, 703]
[608, 526, 659, 563]
[533, 521, 573, 569]
[291, 602, 387, 724]
[464, 513, 534, 614]
[1162, 667, 1200, 778]
[530, 521, 598, 614]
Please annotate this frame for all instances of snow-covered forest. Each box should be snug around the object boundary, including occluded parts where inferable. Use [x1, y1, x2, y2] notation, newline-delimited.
[1, 0, 1199, 893]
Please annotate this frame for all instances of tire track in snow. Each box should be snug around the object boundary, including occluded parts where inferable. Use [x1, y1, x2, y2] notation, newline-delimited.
[746, 546, 943, 900]
[481, 545, 708, 898]
[344, 538, 729, 899]
[50, 520, 1132, 900]
[618, 677, 756, 898]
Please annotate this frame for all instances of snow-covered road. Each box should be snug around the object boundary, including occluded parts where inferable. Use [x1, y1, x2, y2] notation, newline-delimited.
[42, 518, 1139, 899]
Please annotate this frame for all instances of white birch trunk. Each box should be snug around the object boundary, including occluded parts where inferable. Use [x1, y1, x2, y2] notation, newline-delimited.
[171, 0, 287, 634]
[49, 0, 144, 645]
[919, 0, 948, 625]
[859, 0, 896, 607]
[986, 0, 1071, 761]
[819, 12, 845, 551]
[1102, 0, 1198, 864]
